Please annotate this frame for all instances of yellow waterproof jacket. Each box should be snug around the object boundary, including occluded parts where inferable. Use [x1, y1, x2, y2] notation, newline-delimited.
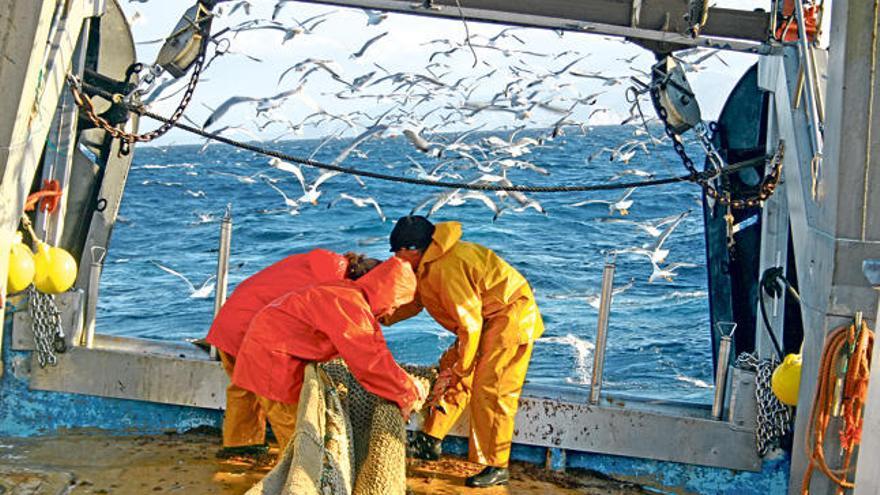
[385, 222, 544, 377]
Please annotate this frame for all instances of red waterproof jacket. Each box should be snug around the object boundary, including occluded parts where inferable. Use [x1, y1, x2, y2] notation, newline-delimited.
[206, 249, 348, 357]
[232, 257, 421, 410]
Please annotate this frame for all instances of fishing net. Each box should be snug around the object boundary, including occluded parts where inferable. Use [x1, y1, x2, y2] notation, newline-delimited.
[245, 360, 434, 495]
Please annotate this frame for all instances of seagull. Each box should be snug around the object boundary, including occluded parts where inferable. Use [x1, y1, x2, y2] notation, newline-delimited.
[599, 210, 690, 238]
[351, 32, 388, 59]
[202, 85, 318, 129]
[403, 129, 442, 157]
[454, 190, 506, 221]
[584, 278, 636, 309]
[610, 210, 690, 264]
[277, 58, 342, 86]
[261, 176, 300, 215]
[198, 125, 260, 153]
[209, 170, 268, 184]
[150, 261, 216, 299]
[609, 168, 654, 181]
[569, 188, 636, 215]
[406, 157, 462, 181]
[410, 188, 460, 217]
[649, 261, 698, 283]
[327, 193, 386, 222]
[491, 158, 549, 176]
[362, 9, 388, 25]
[269, 158, 338, 205]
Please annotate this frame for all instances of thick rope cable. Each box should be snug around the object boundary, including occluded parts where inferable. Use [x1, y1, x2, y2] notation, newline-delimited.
[74, 78, 768, 194]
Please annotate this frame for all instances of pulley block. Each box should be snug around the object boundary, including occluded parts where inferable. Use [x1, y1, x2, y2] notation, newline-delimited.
[155, 2, 213, 78]
[650, 56, 702, 135]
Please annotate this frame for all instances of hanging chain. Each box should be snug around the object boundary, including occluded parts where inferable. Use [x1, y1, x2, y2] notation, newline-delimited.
[735, 352, 792, 456]
[65, 33, 208, 145]
[27, 286, 67, 368]
[649, 80, 785, 209]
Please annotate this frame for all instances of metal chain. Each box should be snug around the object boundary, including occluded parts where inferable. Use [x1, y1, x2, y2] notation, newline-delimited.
[651, 82, 786, 208]
[735, 352, 792, 456]
[66, 33, 208, 145]
[27, 286, 67, 368]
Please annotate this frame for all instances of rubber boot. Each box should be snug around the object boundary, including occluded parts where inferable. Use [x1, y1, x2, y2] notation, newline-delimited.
[407, 431, 442, 461]
[215, 443, 270, 462]
[465, 466, 510, 487]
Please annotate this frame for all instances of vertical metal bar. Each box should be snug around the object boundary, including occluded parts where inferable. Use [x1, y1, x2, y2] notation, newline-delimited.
[589, 262, 615, 405]
[793, 0, 824, 160]
[34, 11, 91, 245]
[712, 335, 733, 420]
[211, 204, 232, 360]
[81, 246, 105, 348]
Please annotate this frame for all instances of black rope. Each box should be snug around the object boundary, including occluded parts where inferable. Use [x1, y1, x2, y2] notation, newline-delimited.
[78, 79, 767, 194]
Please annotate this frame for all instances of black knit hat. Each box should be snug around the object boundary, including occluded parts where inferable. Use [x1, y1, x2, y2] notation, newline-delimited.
[389, 215, 435, 252]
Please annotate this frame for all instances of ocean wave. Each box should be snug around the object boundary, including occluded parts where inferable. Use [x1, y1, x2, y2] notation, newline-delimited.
[539, 334, 594, 384]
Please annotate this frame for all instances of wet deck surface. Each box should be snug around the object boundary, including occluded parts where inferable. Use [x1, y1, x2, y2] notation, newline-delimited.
[0, 431, 646, 494]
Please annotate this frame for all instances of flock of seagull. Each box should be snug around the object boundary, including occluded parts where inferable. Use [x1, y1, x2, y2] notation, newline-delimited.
[135, 1, 734, 293]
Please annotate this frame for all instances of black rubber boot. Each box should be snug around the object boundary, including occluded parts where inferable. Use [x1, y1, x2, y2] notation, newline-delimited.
[215, 443, 270, 460]
[465, 466, 510, 488]
[407, 431, 442, 461]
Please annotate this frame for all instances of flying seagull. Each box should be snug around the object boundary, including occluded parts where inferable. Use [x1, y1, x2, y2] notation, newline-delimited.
[351, 32, 388, 59]
[150, 261, 216, 298]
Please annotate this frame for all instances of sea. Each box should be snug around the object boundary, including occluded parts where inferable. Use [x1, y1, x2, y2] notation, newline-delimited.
[97, 125, 716, 403]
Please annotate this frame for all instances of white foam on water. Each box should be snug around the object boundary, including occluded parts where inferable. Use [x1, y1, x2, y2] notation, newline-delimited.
[539, 333, 595, 384]
[192, 213, 216, 224]
[674, 373, 712, 388]
[140, 162, 196, 170]
[667, 290, 708, 300]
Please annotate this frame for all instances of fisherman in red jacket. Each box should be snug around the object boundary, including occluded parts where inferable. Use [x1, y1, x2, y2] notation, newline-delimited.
[206, 249, 378, 457]
[232, 256, 427, 449]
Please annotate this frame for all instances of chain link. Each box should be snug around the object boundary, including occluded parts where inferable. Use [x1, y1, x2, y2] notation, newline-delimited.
[735, 352, 792, 456]
[66, 33, 207, 145]
[27, 286, 67, 368]
[651, 82, 786, 209]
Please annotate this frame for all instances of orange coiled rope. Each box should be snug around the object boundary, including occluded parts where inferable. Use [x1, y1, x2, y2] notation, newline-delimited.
[802, 319, 874, 494]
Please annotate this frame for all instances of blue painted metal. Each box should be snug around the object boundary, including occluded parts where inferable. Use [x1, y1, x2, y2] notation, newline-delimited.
[547, 447, 567, 471]
[0, 319, 221, 437]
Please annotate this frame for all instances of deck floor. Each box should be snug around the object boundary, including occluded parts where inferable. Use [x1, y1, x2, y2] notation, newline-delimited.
[0, 431, 646, 494]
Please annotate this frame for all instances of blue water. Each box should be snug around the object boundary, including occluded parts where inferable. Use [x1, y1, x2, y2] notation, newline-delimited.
[98, 125, 715, 402]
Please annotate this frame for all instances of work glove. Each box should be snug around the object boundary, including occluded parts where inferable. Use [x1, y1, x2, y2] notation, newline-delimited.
[402, 376, 429, 421]
[427, 368, 455, 412]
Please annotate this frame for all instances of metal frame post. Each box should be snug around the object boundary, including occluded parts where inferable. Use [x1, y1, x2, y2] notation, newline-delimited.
[589, 262, 615, 405]
[712, 335, 733, 420]
[80, 246, 105, 348]
[211, 205, 232, 360]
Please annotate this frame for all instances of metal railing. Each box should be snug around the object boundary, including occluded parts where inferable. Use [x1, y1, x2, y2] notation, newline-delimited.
[589, 262, 616, 405]
[587, 263, 739, 421]
[210, 204, 233, 360]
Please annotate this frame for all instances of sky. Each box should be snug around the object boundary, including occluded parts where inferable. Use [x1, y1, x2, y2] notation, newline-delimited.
[118, 0, 774, 145]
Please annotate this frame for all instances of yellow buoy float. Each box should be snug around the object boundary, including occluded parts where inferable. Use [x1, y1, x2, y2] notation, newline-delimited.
[7, 231, 36, 293]
[32, 240, 77, 294]
[771, 352, 802, 406]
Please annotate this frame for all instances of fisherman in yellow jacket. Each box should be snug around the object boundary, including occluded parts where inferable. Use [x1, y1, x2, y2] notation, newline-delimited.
[384, 215, 544, 488]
